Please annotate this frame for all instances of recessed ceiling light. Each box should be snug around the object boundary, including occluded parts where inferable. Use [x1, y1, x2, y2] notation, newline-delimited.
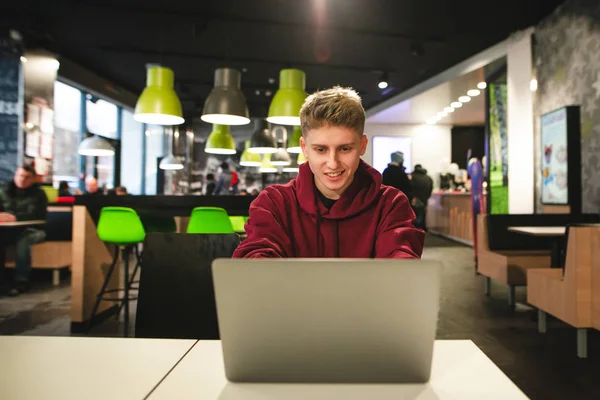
[467, 89, 480, 97]
[451, 102, 462, 108]
[426, 119, 436, 125]
[444, 106, 454, 113]
[458, 96, 471, 103]
[477, 82, 487, 90]
[378, 81, 388, 89]
[20, 56, 27, 63]
[437, 111, 447, 117]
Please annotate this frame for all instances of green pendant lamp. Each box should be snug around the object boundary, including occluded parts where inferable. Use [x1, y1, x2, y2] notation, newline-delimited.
[205, 124, 236, 155]
[134, 65, 184, 126]
[248, 118, 277, 154]
[267, 69, 307, 126]
[286, 126, 302, 153]
[201, 68, 250, 125]
[259, 154, 278, 173]
[297, 152, 307, 164]
[240, 140, 262, 167]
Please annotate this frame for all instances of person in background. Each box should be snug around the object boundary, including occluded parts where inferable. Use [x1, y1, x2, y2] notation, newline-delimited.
[84, 176, 103, 196]
[115, 186, 128, 196]
[410, 164, 434, 230]
[0, 164, 48, 296]
[58, 181, 71, 197]
[233, 86, 423, 259]
[382, 151, 413, 202]
[213, 162, 234, 195]
[205, 173, 216, 196]
[58, 181, 81, 196]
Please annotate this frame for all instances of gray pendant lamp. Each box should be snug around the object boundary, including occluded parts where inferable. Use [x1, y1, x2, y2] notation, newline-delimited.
[201, 68, 250, 126]
[271, 140, 292, 166]
[248, 118, 277, 154]
[78, 135, 115, 156]
[160, 127, 184, 170]
[282, 158, 299, 173]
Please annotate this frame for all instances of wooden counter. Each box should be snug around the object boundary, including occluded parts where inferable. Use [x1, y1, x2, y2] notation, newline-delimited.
[426, 192, 475, 246]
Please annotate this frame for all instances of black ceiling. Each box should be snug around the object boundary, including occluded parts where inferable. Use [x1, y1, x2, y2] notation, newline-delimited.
[4, 0, 563, 120]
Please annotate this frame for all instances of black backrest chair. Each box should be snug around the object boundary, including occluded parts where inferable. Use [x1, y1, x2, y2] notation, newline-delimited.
[135, 232, 240, 339]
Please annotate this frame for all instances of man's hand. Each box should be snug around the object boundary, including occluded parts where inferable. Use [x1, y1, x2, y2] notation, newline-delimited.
[0, 213, 17, 223]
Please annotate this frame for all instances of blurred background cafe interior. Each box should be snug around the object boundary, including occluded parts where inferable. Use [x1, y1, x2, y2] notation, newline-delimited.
[3, 0, 600, 399]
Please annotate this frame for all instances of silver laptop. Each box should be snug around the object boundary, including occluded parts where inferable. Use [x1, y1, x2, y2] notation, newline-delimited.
[212, 258, 442, 383]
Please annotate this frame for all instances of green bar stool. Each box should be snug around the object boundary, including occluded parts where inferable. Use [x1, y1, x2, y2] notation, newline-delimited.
[229, 216, 247, 233]
[87, 207, 146, 337]
[187, 207, 234, 234]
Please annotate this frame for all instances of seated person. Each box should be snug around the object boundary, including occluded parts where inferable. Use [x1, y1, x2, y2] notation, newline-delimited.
[233, 87, 424, 259]
[84, 176, 103, 196]
[0, 164, 48, 296]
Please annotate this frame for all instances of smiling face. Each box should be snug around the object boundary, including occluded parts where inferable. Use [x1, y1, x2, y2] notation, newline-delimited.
[300, 125, 368, 200]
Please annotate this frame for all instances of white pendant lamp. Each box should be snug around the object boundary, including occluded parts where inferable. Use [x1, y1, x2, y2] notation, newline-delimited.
[78, 135, 115, 156]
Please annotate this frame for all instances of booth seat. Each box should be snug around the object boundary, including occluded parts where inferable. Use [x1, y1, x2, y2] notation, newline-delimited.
[527, 224, 600, 358]
[477, 213, 599, 306]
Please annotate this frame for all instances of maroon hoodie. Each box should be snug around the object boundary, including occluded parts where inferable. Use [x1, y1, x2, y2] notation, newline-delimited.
[233, 159, 424, 258]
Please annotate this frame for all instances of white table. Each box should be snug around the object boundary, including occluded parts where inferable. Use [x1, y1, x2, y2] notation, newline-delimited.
[0, 220, 46, 227]
[507, 226, 565, 236]
[148, 340, 529, 399]
[0, 336, 196, 400]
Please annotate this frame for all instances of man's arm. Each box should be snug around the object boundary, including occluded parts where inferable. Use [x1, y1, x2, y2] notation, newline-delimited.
[375, 190, 424, 259]
[232, 189, 293, 258]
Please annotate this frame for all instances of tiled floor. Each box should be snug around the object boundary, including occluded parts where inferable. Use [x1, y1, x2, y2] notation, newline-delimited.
[1, 234, 600, 399]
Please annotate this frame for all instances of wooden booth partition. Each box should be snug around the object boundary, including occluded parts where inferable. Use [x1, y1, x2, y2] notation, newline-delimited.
[70, 206, 120, 331]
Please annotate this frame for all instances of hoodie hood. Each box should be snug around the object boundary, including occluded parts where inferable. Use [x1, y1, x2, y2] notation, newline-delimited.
[295, 159, 381, 220]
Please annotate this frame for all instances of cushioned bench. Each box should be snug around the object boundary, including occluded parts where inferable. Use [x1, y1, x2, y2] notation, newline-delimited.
[477, 213, 599, 306]
[5, 206, 73, 285]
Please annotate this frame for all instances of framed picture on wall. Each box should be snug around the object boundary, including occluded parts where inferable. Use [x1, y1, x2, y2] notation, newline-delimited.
[540, 105, 581, 212]
[371, 136, 412, 174]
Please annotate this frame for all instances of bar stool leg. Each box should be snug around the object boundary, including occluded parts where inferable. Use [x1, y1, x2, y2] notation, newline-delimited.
[577, 328, 588, 359]
[122, 247, 130, 338]
[86, 246, 119, 332]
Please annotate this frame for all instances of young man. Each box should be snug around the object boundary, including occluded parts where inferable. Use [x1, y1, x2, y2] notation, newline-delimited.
[0, 165, 48, 295]
[233, 87, 424, 259]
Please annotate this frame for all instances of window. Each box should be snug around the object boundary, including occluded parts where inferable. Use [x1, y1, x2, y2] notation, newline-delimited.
[120, 109, 144, 194]
[86, 98, 118, 138]
[145, 125, 165, 195]
[53, 81, 81, 183]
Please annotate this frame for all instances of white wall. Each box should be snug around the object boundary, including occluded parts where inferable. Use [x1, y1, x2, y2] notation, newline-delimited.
[507, 29, 535, 214]
[363, 123, 452, 186]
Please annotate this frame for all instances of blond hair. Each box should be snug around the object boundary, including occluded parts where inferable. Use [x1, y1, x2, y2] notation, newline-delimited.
[299, 86, 365, 136]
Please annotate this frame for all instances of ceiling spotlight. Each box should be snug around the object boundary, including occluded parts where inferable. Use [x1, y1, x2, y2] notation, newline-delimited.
[467, 89, 481, 97]
[444, 106, 455, 113]
[378, 72, 389, 89]
[477, 82, 487, 90]
[458, 96, 471, 103]
[20, 56, 27, 63]
[451, 102, 462, 108]
[437, 111, 447, 117]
